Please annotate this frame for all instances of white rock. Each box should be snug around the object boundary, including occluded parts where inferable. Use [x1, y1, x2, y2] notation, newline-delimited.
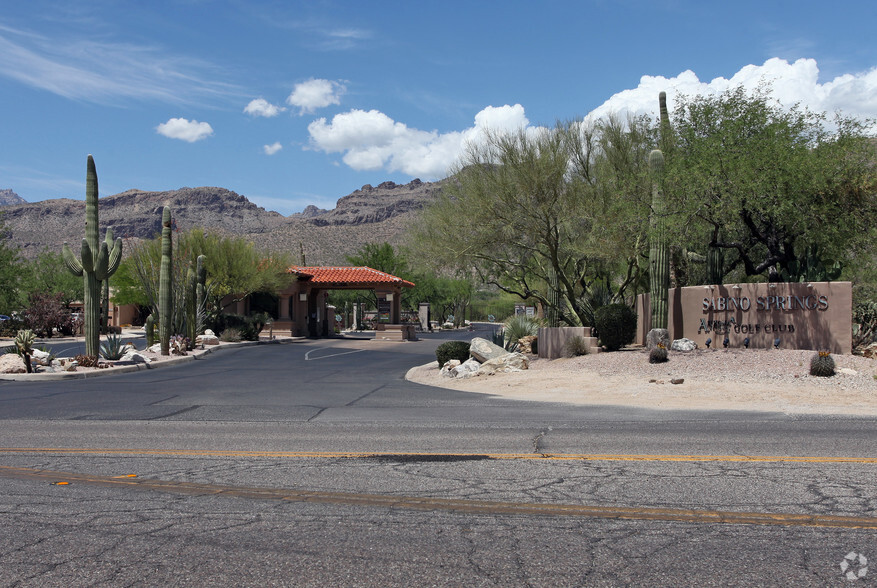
[31, 348, 53, 366]
[469, 337, 510, 363]
[204, 329, 216, 337]
[196, 334, 219, 346]
[479, 352, 529, 375]
[440, 359, 461, 378]
[147, 343, 162, 353]
[671, 338, 698, 352]
[0, 354, 27, 374]
[121, 350, 151, 364]
[450, 358, 482, 378]
[838, 368, 857, 376]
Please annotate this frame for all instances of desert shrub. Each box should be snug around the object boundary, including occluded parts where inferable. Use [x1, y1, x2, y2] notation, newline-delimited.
[214, 312, 268, 341]
[852, 301, 877, 349]
[563, 335, 589, 358]
[594, 303, 637, 351]
[220, 327, 243, 342]
[0, 315, 26, 337]
[809, 351, 836, 377]
[23, 291, 76, 338]
[649, 343, 669, 363]
[436, 340, 470, 368]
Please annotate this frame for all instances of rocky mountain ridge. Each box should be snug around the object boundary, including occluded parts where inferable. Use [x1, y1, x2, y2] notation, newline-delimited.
[0, 178, 443, 264]
[0, 189, 26, 206]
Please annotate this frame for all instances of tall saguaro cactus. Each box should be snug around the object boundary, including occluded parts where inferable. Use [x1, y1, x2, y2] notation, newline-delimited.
[195, 254, 207, 334]
[159, 206, 173, 355]
[658, 91, 674, 154]
[649, 149, 669, 330]
[62, 155, 123, 357]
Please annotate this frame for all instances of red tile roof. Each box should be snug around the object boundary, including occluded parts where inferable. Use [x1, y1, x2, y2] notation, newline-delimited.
[288, 266, 415, 288]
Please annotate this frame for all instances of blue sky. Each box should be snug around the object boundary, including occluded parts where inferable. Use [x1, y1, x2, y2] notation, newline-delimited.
[1, 0, 875, 215]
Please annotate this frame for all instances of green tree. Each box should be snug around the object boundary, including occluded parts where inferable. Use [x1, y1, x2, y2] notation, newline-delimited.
[118, 228, 293, 329]
[411, 120, 649, 326]
[0, 217, 25, 313]
[666, 85, 877, 282]
[20, 249, 84, 307]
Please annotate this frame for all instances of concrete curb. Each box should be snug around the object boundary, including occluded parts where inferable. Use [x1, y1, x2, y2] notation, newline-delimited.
[0, 338, 306, 382]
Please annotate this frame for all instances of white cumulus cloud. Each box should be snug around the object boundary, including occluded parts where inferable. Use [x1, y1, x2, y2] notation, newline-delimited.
[587, 57, 877, 123]
[156, 118, 214, 142]
[307, 104, 532, 178]
[263, 142, 283, 155]
[307, 58, 877, 180]
[244, 98, 285, 117]
[287, 78, 346, 115]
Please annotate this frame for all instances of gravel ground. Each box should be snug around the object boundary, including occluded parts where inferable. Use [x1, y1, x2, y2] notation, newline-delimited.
[406, 348, 877, 415]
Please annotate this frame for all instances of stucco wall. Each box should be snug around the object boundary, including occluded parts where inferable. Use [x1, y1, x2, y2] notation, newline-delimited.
[638, 282, 852, 354]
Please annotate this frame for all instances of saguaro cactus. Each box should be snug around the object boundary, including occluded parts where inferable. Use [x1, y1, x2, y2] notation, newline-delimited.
[707, 244, 724, 285]
[159, 206, 173, 355]
[658, 91, 673, 154]
[62, 155, 123, 357]
[546, 267, 561, 327]
[649, 149, 669, 330]
[195, 254, 207, 334]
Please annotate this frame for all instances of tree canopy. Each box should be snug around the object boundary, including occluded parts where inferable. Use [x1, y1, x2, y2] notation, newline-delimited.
[410, 85, 877, 321]
[115, 228, 294, 316]
[665, 85, 877, 281]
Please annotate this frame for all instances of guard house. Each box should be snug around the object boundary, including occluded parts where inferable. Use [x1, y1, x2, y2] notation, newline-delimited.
[272, 266, 416, 339]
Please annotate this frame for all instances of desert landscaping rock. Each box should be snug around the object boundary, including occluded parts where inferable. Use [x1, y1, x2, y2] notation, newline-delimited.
[479, 352, 529, 375]
[646, 328, 671, 350]
[468, 337, 510, 363]
[0, 354, 27, 373]
[671, 338, 697, 352]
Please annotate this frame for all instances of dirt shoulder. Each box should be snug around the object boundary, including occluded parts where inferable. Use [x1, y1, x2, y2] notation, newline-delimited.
[406, 348, 877, 416]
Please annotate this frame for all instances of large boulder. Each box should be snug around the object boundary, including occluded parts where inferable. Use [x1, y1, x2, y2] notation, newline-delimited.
[646, 328, 670, 351]
[468, 337, 509, 363]
[0, 354, 27, 374]
[478, 352, 529, 375]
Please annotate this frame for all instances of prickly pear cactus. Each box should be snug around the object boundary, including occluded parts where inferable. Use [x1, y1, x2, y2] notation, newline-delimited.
[61, 155, 123, 357]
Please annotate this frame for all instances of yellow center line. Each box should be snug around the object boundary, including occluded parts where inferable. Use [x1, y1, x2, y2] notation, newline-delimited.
[0, 447, 876, 464]
[1, 465, 875, 529]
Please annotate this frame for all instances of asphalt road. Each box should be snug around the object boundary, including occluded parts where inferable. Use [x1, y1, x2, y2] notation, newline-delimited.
[1, 324, 875, 586]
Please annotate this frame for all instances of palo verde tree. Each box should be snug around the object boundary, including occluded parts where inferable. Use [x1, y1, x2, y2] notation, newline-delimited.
[665, 84, 877, 282]
[117, 227, 293, 332]
[412, 120, 652, 326]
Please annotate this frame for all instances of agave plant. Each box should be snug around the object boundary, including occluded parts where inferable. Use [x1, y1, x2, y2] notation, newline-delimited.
[99, 334, 127, 360]
[502, 315, 545, 352]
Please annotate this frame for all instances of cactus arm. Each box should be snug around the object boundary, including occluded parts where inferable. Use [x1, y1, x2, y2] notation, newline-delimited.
[80, 239, 94, 273]
[94, 241, 109, 280]
[107, 237, 123, 277]
[62, 243, 84, 276]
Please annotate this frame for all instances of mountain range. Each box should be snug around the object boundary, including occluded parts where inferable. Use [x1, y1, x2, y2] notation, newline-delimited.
[0, 179, 443, 264]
